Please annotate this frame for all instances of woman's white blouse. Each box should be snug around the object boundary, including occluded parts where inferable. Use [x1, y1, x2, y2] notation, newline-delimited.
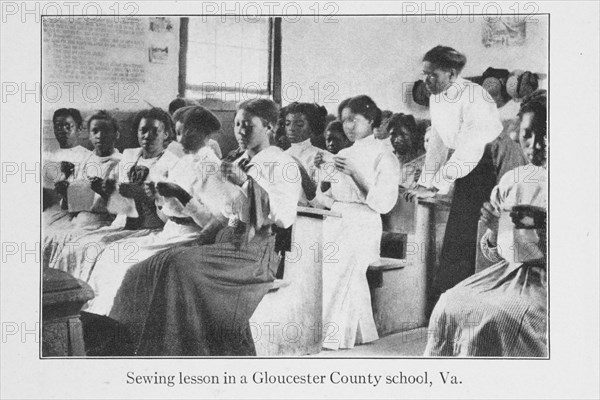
[418, 77, 503, 194]
[320, 135, 400, 214]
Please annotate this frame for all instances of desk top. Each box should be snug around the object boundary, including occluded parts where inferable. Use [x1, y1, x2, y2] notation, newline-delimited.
[418, 195, 452, 209]
[297, 206, 342, 219]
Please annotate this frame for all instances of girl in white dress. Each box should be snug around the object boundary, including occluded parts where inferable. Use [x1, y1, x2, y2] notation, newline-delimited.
[317, 95, 400, 350]
[43, 111, 122, 268]
[83, 106, 244, 316]
[46, 108, 180, 281]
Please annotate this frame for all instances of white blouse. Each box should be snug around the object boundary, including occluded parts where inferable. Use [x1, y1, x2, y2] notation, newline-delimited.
[43, 145, 92, 188]
[319, 135, 400, 214]
[418, 77, 503, 194]
[284, 138, 326, 206]
[158, 146, 245, 227]
[242, 146, 302, 229]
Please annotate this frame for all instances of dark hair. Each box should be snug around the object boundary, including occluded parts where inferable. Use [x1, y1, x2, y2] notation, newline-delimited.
[168, 97, 199, 115]
[337, 98, 351, 120]
[172, 105, 195, 124]
[178, 106, 222, 151]
[344, 95, 382, 128]
[87, 110, 119, 133]
[518, 89, 547, 139]
[284, 102, 328, 137]
[325, 120, 344, 135]
[423, 45, 467, 73]
[237, 98, 279, 127]
[53, 108, 83, 128]
[131, 107, 175, 142]
[181, 106, 222, 135]
[386, 113, 424, 152]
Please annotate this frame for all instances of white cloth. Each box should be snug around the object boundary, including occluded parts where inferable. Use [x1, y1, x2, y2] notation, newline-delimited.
[318, 134, 400, 349]
[43, 145, 92, 188]
[284, 139, 323, 206]
[69, 150, 122, 228]
[418, 77, 503, 194]
[84, 146, 245, 316]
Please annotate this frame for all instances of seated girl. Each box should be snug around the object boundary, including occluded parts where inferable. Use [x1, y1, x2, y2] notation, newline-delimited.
[385, 113, 426, 189]
[82, 106, 244, 317]
[168, 97, 223, 158]
[315, 95, 400, 350]
[424, 90, 547, 357]
[43, 111, 122, 267]
[324, 120, 351, 155]
[283, 102, 329, 205]
[46, 108, 180, 281]
[104, 98, 302, 356]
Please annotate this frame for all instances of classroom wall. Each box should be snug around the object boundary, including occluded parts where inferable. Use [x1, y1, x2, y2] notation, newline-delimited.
[42, 17, 179, 152]
[281, 16, 548, 118]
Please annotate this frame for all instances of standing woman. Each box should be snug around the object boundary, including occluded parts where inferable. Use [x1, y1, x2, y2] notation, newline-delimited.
[409, 46, 503, 303]
[317, 95, 400, 350]
[107, 98, 302, 356]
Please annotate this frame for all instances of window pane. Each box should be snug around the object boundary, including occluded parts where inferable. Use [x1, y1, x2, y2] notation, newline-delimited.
[186, 17, 270, 95]
[186, 43, 216, 84]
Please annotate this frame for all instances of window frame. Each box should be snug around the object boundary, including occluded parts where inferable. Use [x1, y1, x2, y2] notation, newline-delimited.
[178, 17, 281, 104]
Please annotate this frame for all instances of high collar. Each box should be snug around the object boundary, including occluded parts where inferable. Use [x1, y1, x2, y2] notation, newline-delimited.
[352, 134, 376, 148]
[289, 138, 312, 150]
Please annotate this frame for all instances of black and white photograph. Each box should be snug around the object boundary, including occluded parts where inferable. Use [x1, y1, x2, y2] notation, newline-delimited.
[1, 1, 599, 399]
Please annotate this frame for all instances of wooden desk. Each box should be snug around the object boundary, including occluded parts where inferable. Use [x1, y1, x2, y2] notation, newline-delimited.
[42, 268, 94, 357]
[250, 207, 341, 356]
[411, 196, 452, 326]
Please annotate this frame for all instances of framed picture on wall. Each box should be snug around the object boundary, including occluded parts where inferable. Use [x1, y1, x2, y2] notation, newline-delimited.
[482, 18, 527, 47]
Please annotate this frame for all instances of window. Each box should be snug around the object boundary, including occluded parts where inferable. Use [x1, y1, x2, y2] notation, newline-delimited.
[181, 17, 280, 103]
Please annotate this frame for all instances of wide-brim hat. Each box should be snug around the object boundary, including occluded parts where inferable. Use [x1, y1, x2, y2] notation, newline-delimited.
[507, 70, 539, 100]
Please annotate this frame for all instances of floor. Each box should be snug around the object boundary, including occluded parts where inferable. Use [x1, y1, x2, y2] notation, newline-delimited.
[309, 327, 429, 357]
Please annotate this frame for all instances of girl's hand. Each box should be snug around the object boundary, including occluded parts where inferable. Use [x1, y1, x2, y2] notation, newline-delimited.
[119, 182, 146, 200]
[480, 202, 500, 231]
[221, 160, 249, 186]
[333, 155, 358, 176]
[60, 161, 75, 179]
[314, 152, 325, 168]
[54, 180, 69, 197]
[156, 182, 193, 206]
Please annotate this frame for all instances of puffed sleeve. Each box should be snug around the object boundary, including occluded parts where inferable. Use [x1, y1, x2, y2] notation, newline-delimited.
[365, 149, 400, 214]
[417, 126, 449, 189]
[183, 155, 246, 226]
[267, 161, 302, 229]
[432, 85, 502, 194]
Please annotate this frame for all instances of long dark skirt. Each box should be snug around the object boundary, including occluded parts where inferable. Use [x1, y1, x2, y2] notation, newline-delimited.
[108, 227, 279, 356]
[431, 149, 497, 301]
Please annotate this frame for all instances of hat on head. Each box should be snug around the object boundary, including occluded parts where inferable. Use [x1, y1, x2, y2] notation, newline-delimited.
[412, 79, 430, 107]
[507, 70, 539, 100]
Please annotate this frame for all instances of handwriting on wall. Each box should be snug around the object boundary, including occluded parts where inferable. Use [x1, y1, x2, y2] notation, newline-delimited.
[43, 18, 146, 83]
